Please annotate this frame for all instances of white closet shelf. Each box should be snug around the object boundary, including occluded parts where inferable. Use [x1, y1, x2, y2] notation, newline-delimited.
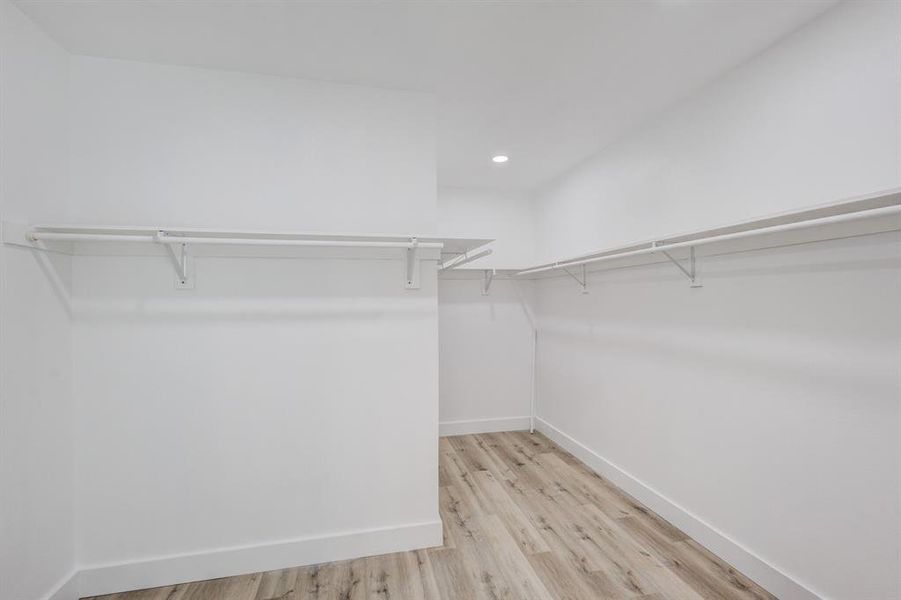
[4, 223, 491, 253]
[514, 187, 901, 285]
[1, 221, 493, 290]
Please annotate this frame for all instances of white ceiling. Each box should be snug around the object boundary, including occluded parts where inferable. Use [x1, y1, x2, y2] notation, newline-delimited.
[17, 0, 836, 191]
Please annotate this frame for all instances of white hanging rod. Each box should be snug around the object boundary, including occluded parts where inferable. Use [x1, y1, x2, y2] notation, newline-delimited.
[439, 248, 493, 271]
[27, 231, 443, 250]
[517, 201, 901, 277]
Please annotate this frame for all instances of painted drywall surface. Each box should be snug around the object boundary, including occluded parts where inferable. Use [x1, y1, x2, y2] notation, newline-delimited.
[67, 55, 437, 234]
[527, 2, 901, 597]
[0, 1, 76, 599]
[64, 57, 443, 577]
[438, 277, 534, 432]
[73, 253, 440, 567]
[532, 0, 900, 263]
[534, 234, 901, 599]
[437, 187, 536, 269]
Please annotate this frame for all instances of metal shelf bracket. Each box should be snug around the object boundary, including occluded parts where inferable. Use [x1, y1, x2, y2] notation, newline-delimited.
[156, 232, 194, 289]
[481, 269, 495, 296]
[657, 244, 702, 288]
[562, 264, 589, 294]
[405, 237, 421, 289]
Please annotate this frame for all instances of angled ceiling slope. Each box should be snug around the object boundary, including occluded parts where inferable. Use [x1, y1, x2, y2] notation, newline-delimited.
[17, 0, 836, 191]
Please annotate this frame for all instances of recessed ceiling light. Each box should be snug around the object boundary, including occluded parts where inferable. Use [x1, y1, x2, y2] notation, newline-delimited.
[492, 155, 509, 163]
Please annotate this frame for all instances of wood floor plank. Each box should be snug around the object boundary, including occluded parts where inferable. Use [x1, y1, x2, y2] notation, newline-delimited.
[579, 504, 704, 600]
[366, 553, 414, 600]
[85, 586, 184, 600]
[488, 439, 560, 496]
[461, 434, 516, 480]
[441, 445, 494, 516]
[424, 548, 479, 600]
[523, 485, 658, 597]
[527, 551, 609, 600]
[293, 565, 328, 599]
[176, 573, 261, 600]
[333, 558, 367, 600]
[471, 434, 517, 474]
[667, 540, 774, 600]
[254, 568, 299, 600]
[404, 551, 442, 600]
[505, 487, 627, 597]
[446, 435, 492, 474]
[616, 514, 683, 560]
[508, 431, 570, 462]
[476, 513, 554, 600]
[89, 432, 776, 600]
[537, 452, 638, 518]
[481, 432, 541, 476]
[540, 451, 690, 546]
[439, 491, 530, 599]
[522, 454, 586, 508]
[472, 469, 551, 555]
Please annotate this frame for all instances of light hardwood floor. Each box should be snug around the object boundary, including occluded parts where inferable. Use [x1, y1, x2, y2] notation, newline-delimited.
[85, 431, 776, 600]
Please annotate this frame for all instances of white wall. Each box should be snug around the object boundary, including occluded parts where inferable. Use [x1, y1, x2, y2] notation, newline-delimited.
[438, 276, 534, 435]
[533, 0, 900, 262]
[0, 1, 77, 599]
[530, 3, 901, 599]
[63, 58, 442, 594]
[72, 254, 440, 588]
[437, 187, 535, 269]
[436, 188, 537, 435]
[535, 234, 901, 600]
[68, 56, 437, 234]
[4, 3, 898, 599]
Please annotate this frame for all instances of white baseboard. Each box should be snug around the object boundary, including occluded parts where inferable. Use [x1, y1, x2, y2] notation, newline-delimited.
[44, 570, 80, 600]
[78, 519, 443, 598]
[439, 416, 531, 437]
[535, 418, 824, 600]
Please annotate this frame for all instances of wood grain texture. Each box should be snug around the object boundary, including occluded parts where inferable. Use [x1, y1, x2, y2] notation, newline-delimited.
[83, 432, 775, 600]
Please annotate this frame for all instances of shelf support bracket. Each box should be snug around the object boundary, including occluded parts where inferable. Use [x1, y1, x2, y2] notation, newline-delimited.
[156, 231, 194, 289]
[562, 264, 588, 294]
[482, 269, 495, 296]
[658, 245, 702, 288]
[405, 237, 421, 290]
